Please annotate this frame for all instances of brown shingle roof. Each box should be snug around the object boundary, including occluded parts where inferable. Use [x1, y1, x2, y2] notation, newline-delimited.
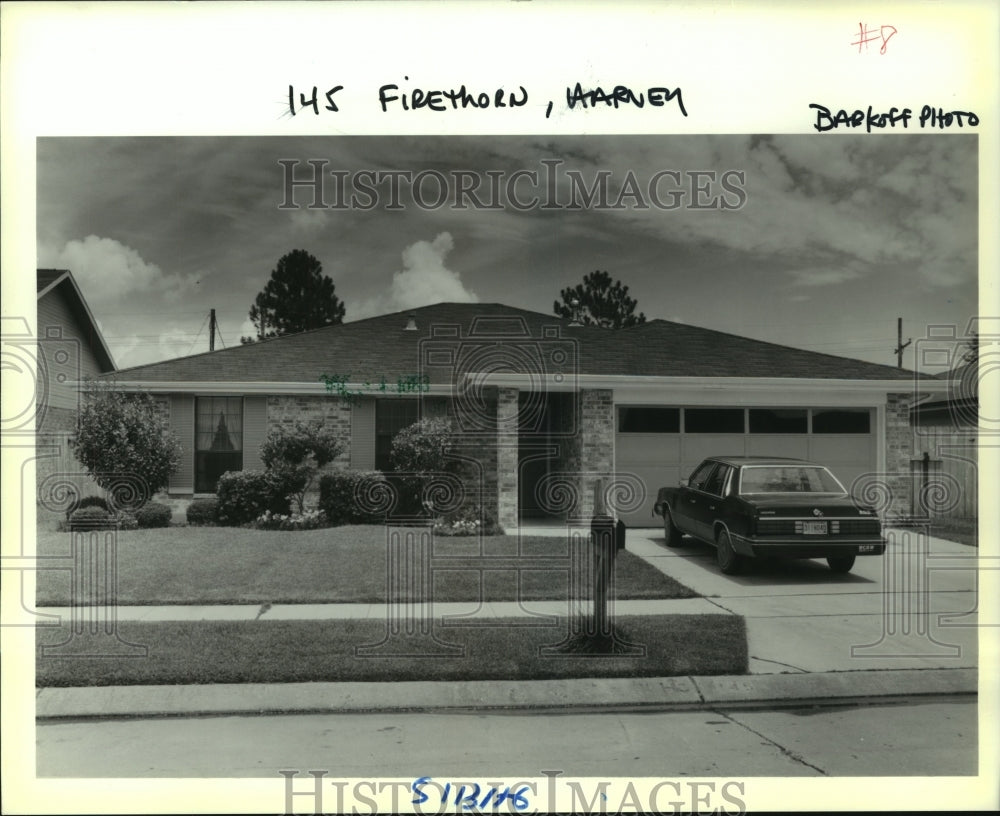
[106, 302, 920, 384]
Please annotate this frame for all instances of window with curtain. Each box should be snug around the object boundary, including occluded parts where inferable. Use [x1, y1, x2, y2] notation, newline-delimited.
[195, 397, 243, 493]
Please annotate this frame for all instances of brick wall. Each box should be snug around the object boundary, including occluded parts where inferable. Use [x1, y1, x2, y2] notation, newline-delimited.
[496, 387, 519, 530]
[266, 395, 353, 508]
[885, 392, 916, 517]
[576, 388, 615, 519]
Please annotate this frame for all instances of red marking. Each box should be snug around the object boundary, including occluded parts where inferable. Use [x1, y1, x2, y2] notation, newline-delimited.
[852, 22, 897, 54]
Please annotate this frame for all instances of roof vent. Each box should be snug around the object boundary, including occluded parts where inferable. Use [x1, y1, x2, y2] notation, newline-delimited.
[404, 313, 418, 331]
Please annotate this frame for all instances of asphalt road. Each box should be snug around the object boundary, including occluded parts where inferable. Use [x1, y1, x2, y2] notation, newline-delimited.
[36, 698, 976, 779]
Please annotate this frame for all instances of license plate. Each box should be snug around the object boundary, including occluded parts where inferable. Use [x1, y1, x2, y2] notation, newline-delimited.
[802, 521, 827, 535]
[858, 544, 877, 553]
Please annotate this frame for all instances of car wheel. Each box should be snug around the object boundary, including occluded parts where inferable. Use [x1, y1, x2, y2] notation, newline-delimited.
[716, 528, 744, 575]
[827, 554, 856, 573]
[663, 507, 682, 547]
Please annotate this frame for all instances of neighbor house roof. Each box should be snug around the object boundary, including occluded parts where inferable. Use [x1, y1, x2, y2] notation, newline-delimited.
[103, 302, 923, 386]
[37, 269, 116, 372]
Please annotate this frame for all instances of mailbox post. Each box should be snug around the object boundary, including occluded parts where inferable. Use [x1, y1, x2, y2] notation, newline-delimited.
[588, 478, 627, 640]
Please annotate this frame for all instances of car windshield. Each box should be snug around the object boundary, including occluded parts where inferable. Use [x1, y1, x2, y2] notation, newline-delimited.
[739, 465, 846, 494]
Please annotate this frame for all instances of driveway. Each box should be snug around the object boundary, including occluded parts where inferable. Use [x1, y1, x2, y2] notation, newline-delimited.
[626, 527, 980, 675]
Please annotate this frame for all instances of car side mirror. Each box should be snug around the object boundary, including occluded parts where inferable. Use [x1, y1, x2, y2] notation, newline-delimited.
[679, 478, 689, 487]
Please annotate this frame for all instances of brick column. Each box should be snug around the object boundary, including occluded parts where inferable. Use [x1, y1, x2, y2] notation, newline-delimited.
[884, 392, 916, 518]
[577, 389, 614, 519]
[496, 387, 519, 530]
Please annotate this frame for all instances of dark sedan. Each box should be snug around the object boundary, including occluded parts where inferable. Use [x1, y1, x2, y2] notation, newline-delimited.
[652, 456, 886, 574]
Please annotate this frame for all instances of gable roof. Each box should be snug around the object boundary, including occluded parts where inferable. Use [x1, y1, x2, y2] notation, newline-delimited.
[37, 269, 116, 372]
[104, 302, 923, 386]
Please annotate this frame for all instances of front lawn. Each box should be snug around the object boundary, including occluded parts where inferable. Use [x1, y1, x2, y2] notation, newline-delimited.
[35, 614, 747, 686]
[35, 526, 697, 605]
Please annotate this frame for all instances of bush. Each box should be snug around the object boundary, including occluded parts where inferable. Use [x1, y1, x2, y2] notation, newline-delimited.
[254, 509, 328, 531]
[135, 501, 173, 528]
[433, 505, 503, 537]
[114, 511, 139, 531]
[186, 498, 219, 526]
[260, 420, 344, 513]
[68, 506, 114, 530]
[318, 471, 389, 525]
[70, 382, 181, 510]
[216, 470, 291, 526]
[64, 494, 110, 520]
[389, 418, 467, 515]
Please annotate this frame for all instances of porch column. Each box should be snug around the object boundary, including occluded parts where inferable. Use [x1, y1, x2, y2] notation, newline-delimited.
[496, 387, 519, 530]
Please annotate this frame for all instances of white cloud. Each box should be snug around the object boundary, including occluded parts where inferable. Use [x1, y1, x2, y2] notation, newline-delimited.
[114, 323, 199, 369]
[786, 266, 863, 287]
[39, 235, 195, 305]
[350, 232, 478, 319]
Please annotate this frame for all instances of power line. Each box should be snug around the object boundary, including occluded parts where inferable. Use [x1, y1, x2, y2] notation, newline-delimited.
[185, 312, 210, 357]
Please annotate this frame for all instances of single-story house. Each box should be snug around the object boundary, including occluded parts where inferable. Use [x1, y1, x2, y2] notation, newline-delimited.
[35, 269, 117, 514]
[98, 302, 948, 528]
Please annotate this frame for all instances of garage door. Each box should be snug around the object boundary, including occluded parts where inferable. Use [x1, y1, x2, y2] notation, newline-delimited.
[615, 406, 877, 527]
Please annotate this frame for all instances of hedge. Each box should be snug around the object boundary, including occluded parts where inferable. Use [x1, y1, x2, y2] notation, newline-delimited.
[318, 471, 389, 525]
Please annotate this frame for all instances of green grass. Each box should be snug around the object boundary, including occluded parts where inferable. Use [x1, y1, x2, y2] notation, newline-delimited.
[35, 526, 696, 605]
[35, 615, 747, 687]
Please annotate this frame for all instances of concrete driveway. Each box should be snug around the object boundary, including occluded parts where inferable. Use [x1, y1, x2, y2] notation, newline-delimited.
[626, 526, 980, 675]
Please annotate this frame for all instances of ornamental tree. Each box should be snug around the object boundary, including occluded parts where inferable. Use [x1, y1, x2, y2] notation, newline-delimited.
[259, 419, 343, 513]
[70, 382, 181, 509]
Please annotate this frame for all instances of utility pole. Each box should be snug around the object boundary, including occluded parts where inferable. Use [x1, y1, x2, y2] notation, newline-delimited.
[209, 308, 217, 352]
[893, 317, 911, 369]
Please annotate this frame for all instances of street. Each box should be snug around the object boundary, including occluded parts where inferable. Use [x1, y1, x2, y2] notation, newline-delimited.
[37, 697, 975, 778]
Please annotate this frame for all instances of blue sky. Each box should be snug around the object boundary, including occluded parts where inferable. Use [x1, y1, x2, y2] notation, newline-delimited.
[37, 134, 977, 371]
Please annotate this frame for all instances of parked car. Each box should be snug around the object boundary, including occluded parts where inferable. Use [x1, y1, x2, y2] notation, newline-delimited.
[652, 456, 886, 574]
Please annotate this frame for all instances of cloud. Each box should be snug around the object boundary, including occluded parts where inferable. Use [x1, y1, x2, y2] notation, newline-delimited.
[350, 232, 478, 319]
[786, 266, 864, 287]
[38, 235, 195, 305]
[113, 323, 201, 369]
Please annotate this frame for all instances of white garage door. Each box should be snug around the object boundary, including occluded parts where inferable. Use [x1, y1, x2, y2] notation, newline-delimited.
[615, 406, 877, 527]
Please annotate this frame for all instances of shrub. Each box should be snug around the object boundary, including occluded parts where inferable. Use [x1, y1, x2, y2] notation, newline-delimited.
[254, 509, 328, 531]
[135, 501, 173, 528]
[259, 420, 343, 514]
[186, 498, 219, 526]
[70, 381, 181, 510]
[68, 506, 114, 530]
[114, 511, 139, 531]
[389, 417, 467, 515]
[318, 471, 389, 525]
[433, 505, 503, 537]
[216, 470, 291, 526]
[64, 494, 110, 520]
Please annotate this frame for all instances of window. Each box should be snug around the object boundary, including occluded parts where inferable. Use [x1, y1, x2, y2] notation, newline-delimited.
[375, 399, 419, 471]
[684, 408, 745, 433]
[812, 408, 871, 434]
[687, 460, 719, 491]
[195, 397, 243, 493]
[703, 464, 731, 496]
[740, 465, 846, 494]
[617, 407, 680, 433]
[749, 408, 807, 434]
